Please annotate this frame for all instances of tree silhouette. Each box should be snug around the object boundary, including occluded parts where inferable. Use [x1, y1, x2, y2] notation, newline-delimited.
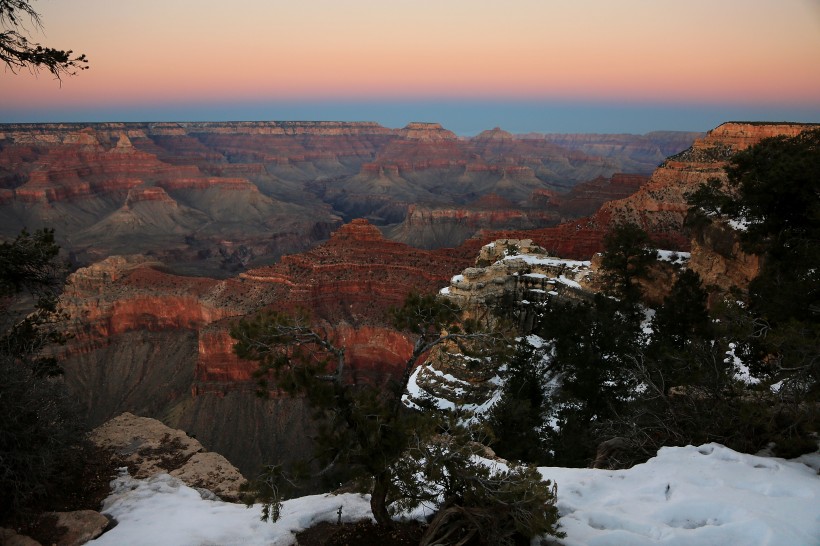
[1, 0, 88, 79]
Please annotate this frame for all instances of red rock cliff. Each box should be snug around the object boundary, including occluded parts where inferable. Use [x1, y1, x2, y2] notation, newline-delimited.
[478, 122, 819, 258]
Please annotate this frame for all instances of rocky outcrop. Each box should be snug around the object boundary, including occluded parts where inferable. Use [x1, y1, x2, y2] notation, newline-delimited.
[442, 239, 593, 329]
[598, 122, 819, 242]
[240, 219, 470, 323]
[687, 220, 761, 297]
[398, 122, 458, 141]
[1, 413, 249, 546]
[58, 255, 253, 357]
[405, 240, 591, 418]
[47, 511, 109, 546]
[89, 412, 246, 502]
[479, 122, 819, 259]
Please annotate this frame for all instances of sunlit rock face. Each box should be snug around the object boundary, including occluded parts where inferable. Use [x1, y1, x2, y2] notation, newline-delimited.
[687, 219, 761, 299]
[597, 122, 820, 243]
[477, 122, 819, 258]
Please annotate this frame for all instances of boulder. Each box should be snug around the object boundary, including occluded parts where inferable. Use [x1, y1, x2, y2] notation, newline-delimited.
[90, 412, 246, 502]
[0, 528, 41, 546]
[49, 511, 109, 546]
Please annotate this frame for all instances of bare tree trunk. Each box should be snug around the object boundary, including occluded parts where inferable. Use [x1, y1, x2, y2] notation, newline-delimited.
[370, 471, 391, 525]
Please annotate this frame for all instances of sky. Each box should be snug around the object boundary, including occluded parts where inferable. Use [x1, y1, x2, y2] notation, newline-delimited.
[1, 0, 819, 134]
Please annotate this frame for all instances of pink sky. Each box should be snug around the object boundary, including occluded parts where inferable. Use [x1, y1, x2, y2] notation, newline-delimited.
[1, 0, 819, 132]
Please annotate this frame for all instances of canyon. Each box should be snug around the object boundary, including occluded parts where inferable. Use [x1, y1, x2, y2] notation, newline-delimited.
[483, 122, 820, 259]
[6, 120, 815, 478]
[57, 219, 471, 473]
[0, 122, 699, 274]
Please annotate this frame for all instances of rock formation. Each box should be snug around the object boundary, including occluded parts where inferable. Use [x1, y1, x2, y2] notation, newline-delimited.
[442, 239, 593, 328]
[0, 123, 341, 273]
[597, 122, 819, 243]
[406, 239, 593, 418]
[89, 412, 247, 502]
[480, 122, 819, 258]
[687, 219, 761, 298]
[530, 131, 705, 173]
[22, 120, 814, 490]
[547, 173, 649, 218]
[0, 121, 702, 272]
[57, 219, 472, 475]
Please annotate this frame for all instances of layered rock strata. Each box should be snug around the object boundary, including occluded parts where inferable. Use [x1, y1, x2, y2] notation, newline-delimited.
[687, 220, 761, 298]
[58, 219, 471, 475]
[406, 239, 592, 419]
[0, 121, 702, 270]
[479, 122, 819, 259]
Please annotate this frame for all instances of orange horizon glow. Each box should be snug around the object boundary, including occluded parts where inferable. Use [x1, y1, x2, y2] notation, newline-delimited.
[1, 0, 819, 125]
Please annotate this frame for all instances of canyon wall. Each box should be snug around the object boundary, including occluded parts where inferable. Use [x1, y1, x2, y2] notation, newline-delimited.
[479, 122, 819, 258]
[0, 121, 701, 272]
[23, 120, 815, 479]
[57, 219, 471, 474]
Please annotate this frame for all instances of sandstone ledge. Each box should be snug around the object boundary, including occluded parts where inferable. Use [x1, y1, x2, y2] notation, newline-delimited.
[89, 412, 246, 502]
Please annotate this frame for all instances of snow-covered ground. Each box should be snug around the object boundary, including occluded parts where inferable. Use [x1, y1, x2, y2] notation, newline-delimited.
[88, 444, 820, 546]
[545, 443, 819, 546]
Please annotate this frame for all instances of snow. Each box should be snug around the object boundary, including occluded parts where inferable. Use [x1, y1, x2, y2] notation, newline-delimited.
[88, 471, 372, 546]
[88, 444, 820, 546]
[544, 443, 820, 546]
[557, 274, 582, 289]
[728, 217, 749, 231]
[502, 254, 591, 269]
[526, 333, 546, 348]
[656, 250, 691, 264]
[725, 342, 761, 386]
[641, 308, 656, 337]
[403, 355, 503, 420]
[450, 274, 465, 283]
[402, 365, 426, 411]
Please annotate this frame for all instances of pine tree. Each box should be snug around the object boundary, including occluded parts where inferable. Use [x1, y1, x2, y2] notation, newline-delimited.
[231, 293, 524, 526]
[0, 228, 82, 518]
[489, 339, 552, 464]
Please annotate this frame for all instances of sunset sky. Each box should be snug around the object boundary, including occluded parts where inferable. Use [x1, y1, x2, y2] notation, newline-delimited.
[1, 0, 819, 133]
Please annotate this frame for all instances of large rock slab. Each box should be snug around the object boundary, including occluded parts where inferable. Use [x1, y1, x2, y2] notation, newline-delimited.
[90, 412, 246, 501]
[50, 511, 109, 546]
